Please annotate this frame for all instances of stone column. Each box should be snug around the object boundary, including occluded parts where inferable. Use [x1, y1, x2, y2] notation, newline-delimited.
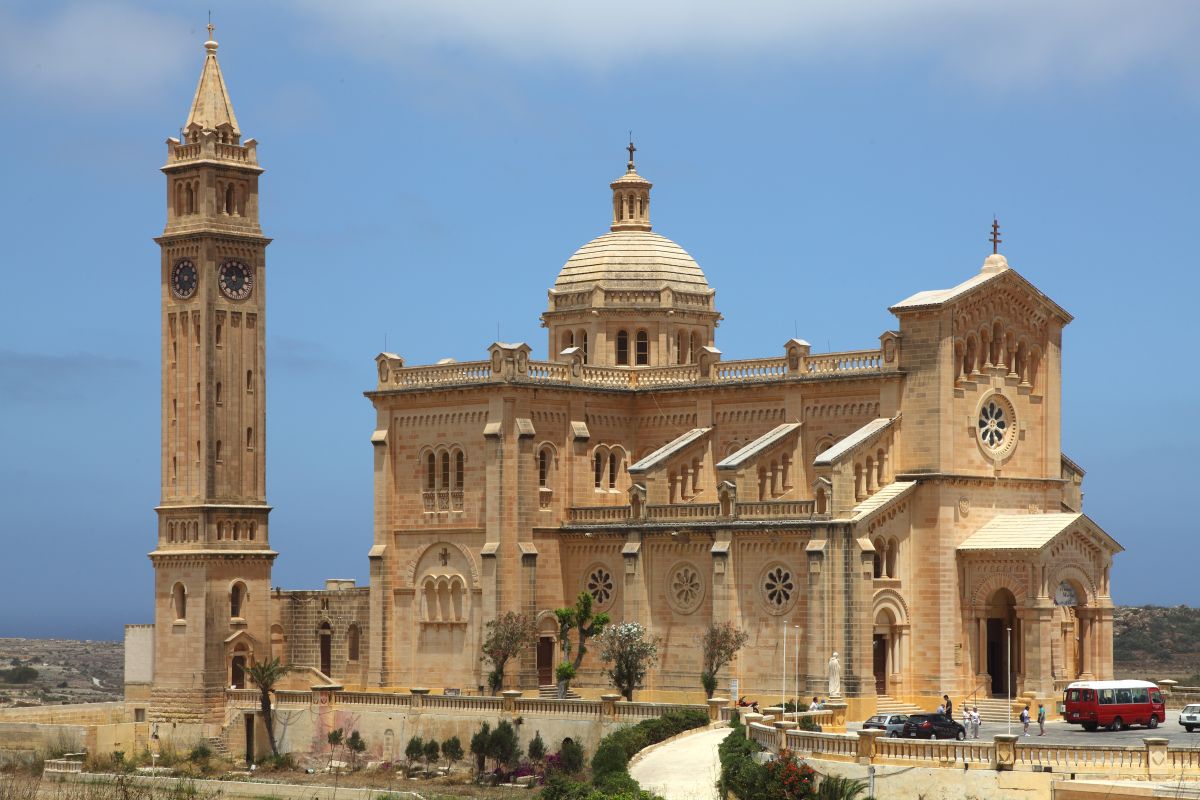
[856, 728, 884, 764]
[1145, 737, 1169, 780]
[976, 615, 989, 684]
[1079, 611, 1094, 679]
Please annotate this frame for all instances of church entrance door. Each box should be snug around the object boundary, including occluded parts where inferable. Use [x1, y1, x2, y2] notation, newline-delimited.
[231, 655, 246, 689]
[537, 637, 555, 686]
[872, 635, 888, 694]
[244, 714, 255, 765]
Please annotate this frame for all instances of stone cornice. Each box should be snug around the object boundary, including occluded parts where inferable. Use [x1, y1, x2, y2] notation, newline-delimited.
[148, 549, 278, 563]
[895, 472, 1067, 487]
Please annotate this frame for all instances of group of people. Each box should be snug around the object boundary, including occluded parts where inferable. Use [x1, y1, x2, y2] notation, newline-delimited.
[937, 694, 1048, 737]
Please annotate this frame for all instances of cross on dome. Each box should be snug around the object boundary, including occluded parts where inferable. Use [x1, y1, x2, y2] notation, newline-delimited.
[610, 142, 652, 232]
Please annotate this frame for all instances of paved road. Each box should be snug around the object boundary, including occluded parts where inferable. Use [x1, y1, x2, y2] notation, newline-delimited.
[630, 727, 732, 800]
[849, 718, 1200, 746]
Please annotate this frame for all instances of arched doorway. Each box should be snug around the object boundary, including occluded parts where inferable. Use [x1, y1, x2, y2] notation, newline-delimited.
[318, 622, 332, 677]
[872, 609, 895, 695]
[985, 588, 1018, 696]
[230, 646, 248, 689]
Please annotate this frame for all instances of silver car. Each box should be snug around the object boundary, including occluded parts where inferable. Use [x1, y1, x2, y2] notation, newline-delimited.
[1181, 704, 1200, 732]
[863, 713, 909, 737]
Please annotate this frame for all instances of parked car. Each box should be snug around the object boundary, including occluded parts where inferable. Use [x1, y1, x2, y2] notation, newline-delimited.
[863, 713, 909, 737]
[902, 713, 967, 740]
[1181, 704, 1200, 733]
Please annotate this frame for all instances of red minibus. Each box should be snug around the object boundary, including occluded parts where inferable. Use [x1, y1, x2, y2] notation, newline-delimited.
[1063, 680, 1165, 731]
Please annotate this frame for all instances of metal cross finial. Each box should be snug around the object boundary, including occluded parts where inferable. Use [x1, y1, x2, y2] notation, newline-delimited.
[990, 217, 1002, 254]
[207, 10, 214, 40]
[627, 134, 636, 168]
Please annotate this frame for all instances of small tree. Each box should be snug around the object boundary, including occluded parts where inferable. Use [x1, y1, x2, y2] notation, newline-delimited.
[469, 723, 491, 776]
[480, 612, 539, 694]
[442, 735, 464, 771]
[597, 622, 660, 701]
[405, 736, 424, 776]
[423, 739, 440, 774]
[699, 622, 750, 699]
[245, 657, 296, 758]
[527, 730, 546, 764]
[554, 591, 610, 696]
[486, 720, 522, 774]
[346, 730, 366, 769]
[326, 728, 344, 770]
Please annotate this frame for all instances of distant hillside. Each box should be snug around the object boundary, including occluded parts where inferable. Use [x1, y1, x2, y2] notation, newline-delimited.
[0, 638, 123, 708]
[1113, 605, 1200, 683]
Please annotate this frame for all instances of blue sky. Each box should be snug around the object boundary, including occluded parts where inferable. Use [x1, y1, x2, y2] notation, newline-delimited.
[1, 1, 1197, 639]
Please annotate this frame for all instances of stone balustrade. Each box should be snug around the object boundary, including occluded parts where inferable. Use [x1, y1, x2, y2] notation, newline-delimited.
[373, 346, 889, 392]
[744, 719, 1200, 779]
[569, 498, 817, 525]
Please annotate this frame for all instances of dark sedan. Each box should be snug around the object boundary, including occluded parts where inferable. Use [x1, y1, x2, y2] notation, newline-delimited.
[901, 713, 967, 740]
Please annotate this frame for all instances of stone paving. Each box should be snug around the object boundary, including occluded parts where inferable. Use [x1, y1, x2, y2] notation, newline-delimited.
[629, 727, 732, 800]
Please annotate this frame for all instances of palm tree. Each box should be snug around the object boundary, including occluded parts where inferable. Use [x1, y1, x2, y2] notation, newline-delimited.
[245, 657, 295, 758]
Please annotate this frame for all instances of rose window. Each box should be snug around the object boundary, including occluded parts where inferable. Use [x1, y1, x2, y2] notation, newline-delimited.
[586, 567, 614, 607]
[978, 400, 1008, 448]
[669, 563, 704, 613]
[763, 565, 795, 613]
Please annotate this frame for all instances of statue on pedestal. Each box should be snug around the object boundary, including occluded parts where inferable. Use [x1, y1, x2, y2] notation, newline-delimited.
[827, 651, 842, 697]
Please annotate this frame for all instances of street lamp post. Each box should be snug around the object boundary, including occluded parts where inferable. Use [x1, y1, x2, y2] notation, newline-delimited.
[782, 620, 788, 713]
[1006, 625, 1013, 736]
[794, 624, 801, 712]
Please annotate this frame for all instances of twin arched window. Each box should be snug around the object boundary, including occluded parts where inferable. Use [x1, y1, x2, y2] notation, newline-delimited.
[423, 446, 466, 511]
[615, 330, 649, 366]
[872, 537, 900, 579]
[593, 446, 625, 491]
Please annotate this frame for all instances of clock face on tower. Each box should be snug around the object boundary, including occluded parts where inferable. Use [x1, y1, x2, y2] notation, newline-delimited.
[218, 260, 254, 300]
[170, 259, 198, 299]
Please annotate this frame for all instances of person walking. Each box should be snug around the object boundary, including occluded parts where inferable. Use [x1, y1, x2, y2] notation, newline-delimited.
[944, 695, 953, 719]
[1020, 704, 1031, 736]
[972, 707, 981, 739]
[962, 704, 971, 735]
[1037, 703, 1047, 736]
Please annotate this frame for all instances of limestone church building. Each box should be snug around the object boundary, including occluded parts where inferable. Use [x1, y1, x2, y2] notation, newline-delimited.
[130, 34, 1123, 727]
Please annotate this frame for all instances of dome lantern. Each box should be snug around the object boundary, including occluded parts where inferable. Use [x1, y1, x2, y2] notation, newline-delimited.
[610, 140, 652, 232]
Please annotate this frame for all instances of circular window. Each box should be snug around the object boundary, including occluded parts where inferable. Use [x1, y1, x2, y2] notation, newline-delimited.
[976, 392, 1017, 460]
[584, 565, 615, 611]
[667, 562, 704, 615]
[761, 563, 797, 615]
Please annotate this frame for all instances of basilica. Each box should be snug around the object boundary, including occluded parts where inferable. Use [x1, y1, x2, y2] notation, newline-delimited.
[129, 33, 1123, 728]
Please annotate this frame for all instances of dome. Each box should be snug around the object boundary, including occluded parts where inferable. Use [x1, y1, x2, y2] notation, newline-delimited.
[553, 230, 711, 295]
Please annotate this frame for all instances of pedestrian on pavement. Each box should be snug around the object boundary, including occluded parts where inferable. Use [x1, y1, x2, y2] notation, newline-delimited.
[1021, 704, 1031, 736]
[972, 707, 981, 739]
[962, 704, 971, 733]
[944, 695, 953, 719]
[1037, 703, 1046, 736]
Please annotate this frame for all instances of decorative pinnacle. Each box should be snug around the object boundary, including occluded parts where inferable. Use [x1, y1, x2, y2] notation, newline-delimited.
[205, 12, 217, 51]
[627, 134, 636, 171]
[990, 217, 1002, 254]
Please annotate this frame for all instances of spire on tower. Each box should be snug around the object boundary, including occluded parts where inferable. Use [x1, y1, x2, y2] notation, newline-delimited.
[184, 23, 241, 140]
[610, 140, 652, 233]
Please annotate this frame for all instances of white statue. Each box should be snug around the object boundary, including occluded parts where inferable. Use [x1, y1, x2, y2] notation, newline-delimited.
[827, 651, 842, 697]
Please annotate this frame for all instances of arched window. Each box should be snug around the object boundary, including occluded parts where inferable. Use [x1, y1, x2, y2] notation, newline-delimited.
[215, 322, 222, 346]
[246, 427, 254, 450]
[249, 522, 257, 541]
[215, 382, 223, 404]
[688, 332, 696, 364]
[562, 330, 574, 352]
[225, 184, 235, 216]
[173, 583, 187, 621]
[538, 448, 550, 488]
[185, 184, 195, 215]
[174, 183, 184, 217]
[441, 451, 450, 489]
[246, 369, 254, 392]
[347, 623, 360, 662]
[318, 621, 332, 676]
[215, 440, 223, 463]
[677, 330, 686, 364]
[781, 453, 792, 489]
[579, 330, 588, 364]
[455, 450, 464, 488]
[172, 456, 177, 482]
[426, 453, 436, 491]
[885, 539, 898, 578]
[872, 539, 884, 579]
[635, 330, 649, 365]
[594, 451, 604, 489]
[608, 451, 619, 489]
[230, 582, 246, 618]
[615, 330, 629, 365]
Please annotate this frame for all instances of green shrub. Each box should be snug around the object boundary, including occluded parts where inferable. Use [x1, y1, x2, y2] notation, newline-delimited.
[529, 730, 546, 763]
[559, 738, 585, 774]
[590, 739, 629, 781]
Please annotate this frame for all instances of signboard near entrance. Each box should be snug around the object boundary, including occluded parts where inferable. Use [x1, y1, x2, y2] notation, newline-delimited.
[730, 678, 739, 701]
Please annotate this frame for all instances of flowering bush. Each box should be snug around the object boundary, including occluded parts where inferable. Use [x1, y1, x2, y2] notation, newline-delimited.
[763, 749, 816, 799]
[596, 622, 660, 701]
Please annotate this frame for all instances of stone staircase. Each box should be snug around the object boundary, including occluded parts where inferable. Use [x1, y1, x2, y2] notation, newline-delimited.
[205, 736, 233, 759]
[963, 697, 1020, 724]
[538, 684, 581, 700]
[877, 695, 924, 716]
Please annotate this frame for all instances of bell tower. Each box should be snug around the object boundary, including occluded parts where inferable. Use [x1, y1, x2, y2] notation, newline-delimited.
[150, 28, 276, 727]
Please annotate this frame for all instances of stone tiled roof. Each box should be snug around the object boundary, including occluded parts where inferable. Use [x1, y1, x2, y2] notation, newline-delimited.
[957, 513, 1122, 553]
[628, 427, 710, 473]
[849, 481, 917, 523]
[813, 418, 895, 466]
[717, 423, 802, 469]
[553, 231, 711, 293]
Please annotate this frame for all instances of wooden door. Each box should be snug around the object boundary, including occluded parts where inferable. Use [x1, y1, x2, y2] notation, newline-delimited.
[537, 637, 555, 685]
[873, 634, 888, 695]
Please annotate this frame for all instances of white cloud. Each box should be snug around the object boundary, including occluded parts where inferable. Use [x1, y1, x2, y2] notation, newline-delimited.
[0, 2, 185, 105]
[294, 0, 1200, 86]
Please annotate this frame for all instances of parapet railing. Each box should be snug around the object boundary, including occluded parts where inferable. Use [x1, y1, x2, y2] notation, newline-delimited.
[568, 499, 818, 525]
[374, 347, 891, 392]
[744, 718, 1200, 780]
[225, 687, 720, 722]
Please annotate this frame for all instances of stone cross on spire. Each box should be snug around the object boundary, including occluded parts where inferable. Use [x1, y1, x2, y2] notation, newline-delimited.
[627, 135, 636, 171]
[990, 217, 1002, 254]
